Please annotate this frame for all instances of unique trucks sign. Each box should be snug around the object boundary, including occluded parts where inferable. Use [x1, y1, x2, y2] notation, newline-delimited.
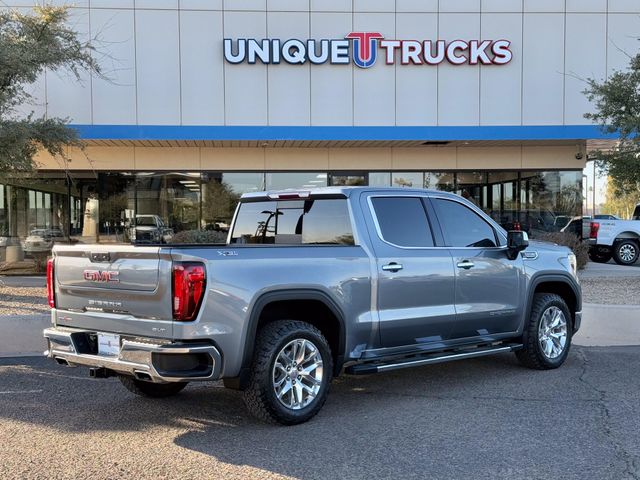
[224, 32, 512, 68]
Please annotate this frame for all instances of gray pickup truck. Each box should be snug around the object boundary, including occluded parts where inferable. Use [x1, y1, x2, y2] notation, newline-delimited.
[44, 187, 581, 425]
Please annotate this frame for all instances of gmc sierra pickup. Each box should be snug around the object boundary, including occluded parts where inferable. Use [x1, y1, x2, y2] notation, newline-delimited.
[44, 187, 582, 425]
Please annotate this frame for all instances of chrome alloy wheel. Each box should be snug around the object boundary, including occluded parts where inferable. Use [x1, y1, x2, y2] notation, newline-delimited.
[538, 306, 568, 359]
[272, 338, 324, 410]
[618, 243, 637, 263]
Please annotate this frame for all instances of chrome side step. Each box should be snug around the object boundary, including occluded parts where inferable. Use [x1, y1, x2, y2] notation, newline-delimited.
[345, 344, 522, 375]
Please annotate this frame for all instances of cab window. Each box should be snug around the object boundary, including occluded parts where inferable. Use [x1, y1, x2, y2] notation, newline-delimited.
[371, 197, 435, 248]
[432, 198, 498, 248]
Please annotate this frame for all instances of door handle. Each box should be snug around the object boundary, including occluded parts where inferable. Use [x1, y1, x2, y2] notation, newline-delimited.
[382, 262, 403, 272]
[457, 260, 475, 269]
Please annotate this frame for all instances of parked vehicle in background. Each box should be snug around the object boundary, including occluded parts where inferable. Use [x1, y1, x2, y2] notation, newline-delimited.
[44, 187, 582, 425]
[589, 204, 640, 265]
[130, 215, 173, 244]
[22, 228, 65, 255]
[594, 214, 620, 220]
[558, 216, 587, 239]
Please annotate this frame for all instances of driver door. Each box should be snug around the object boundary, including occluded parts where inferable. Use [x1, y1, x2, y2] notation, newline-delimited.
[429, 197, 525, 340]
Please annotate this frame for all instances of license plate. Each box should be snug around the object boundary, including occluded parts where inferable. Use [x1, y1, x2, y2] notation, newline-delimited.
[97, 333, 120, 357]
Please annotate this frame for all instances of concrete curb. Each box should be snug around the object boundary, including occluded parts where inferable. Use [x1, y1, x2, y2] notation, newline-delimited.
[574, 303, 640, 347]
[582, 302, 640, 308]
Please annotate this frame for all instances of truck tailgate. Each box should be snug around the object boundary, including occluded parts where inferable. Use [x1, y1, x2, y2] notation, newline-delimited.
[52, 245, 174, 338]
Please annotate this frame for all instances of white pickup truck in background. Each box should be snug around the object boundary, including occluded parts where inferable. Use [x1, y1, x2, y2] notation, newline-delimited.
[589, 203, 640, 265]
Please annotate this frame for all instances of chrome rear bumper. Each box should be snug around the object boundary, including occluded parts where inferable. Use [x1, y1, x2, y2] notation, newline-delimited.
[44, 327, 221, 383]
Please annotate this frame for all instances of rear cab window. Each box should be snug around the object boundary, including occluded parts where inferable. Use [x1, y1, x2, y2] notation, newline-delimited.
[230, 198, 355, 245]
[370, 197, 435, 248]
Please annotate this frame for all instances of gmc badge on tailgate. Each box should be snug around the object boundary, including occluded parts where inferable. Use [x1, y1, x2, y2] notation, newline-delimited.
[83, 270, 120, 283]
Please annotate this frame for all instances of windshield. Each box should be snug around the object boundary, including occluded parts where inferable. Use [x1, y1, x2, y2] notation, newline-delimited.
[136, 216, 158, 227]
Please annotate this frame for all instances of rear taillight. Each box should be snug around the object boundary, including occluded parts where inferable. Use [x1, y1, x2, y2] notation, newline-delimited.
[589, 222, 600, 239]
[172, 262, 206, 321]
[46, 258, 55, 308]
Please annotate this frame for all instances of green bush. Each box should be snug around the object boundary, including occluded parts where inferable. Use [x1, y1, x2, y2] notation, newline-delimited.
[169, 230, 227, 244]
[529, 231, 589, 270]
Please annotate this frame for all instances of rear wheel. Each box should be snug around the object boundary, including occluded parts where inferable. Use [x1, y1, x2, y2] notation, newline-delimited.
[588, 251, 612, 263]
[119, 376, 188, 398]
[516, 293, 572, 370]
[613, 240, 639, 266]
[244, 320, 333, 425]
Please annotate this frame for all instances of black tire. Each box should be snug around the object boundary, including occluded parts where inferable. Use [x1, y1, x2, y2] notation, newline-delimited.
[588, 251, 612, 263]
[243, 320, 333, 425]
[516, 293, 572, 370]
[612, 240, 639, 266]
[119, 376, 188, 398]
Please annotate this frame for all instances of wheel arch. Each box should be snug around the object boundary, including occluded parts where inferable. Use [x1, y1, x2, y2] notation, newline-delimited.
[615, 231, 640, 242]
[526, 273, 581, 332]
[231, 289, 347, 389]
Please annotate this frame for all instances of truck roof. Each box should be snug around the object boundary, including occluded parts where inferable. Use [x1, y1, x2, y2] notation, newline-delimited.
[240, 186, 453, 200]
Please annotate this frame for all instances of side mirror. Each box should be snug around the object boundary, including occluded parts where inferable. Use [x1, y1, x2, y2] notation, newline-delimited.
[507, 230, 529, 260]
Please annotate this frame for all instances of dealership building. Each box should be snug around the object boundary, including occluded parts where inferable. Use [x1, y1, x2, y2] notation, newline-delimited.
[1, 0, 639, 265]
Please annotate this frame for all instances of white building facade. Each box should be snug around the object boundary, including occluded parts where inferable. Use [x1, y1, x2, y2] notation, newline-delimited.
[1, 0, 639, 263]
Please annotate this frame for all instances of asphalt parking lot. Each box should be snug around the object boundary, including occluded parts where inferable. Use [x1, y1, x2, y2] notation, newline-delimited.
[1, 346, 639, 480]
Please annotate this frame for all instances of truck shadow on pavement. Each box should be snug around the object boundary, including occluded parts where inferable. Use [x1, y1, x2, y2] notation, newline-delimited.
[1, 347, 639, 479]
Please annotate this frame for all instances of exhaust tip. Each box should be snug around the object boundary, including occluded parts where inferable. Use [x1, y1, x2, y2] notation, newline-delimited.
[54, 357, 69, 366]
[133, 371, 152, 382]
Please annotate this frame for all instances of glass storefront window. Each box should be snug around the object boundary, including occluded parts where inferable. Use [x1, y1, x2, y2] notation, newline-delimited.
[368, 172, 391, 186]
[520, 171, 582, 235]
[424, 172, 455, 191]
[488, 172, 519, 227]
[95, 173, 135, 244]
[135, 172, 200, 243]
[0, 168, 584, 269]
[266, 172, 327, 190]
[0, 185, 6, 239]
[456, 172, 487, 210]
[0, 173, 69, 270]
[392, 172, 423, 188]
[201, 172, 264, 233]
[330, 173, 366, 186]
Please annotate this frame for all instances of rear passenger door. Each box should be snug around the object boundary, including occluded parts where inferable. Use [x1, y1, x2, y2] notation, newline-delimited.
[363, 193, 457, 349]
[429, 197, 524, 340]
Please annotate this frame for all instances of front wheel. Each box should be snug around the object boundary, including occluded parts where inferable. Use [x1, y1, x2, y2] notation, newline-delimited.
[243, 320, 333, 425]
[516, 293, 572, 370]
[613, 240, 639, 266]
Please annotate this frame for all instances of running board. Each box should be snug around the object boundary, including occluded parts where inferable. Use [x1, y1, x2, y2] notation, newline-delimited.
[345, 344, 522, 375]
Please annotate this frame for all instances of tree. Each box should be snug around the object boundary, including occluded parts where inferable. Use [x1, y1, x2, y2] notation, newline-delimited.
[584, 50, 640, 196]
[602, 177, 640, 219]
[0, 5, 100, 172]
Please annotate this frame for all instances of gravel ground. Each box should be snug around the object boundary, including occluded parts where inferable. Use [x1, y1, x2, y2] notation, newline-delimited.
[578, 276, 640, 305]
[0, 285, 48, 316]
[0, 274, 637, 315]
